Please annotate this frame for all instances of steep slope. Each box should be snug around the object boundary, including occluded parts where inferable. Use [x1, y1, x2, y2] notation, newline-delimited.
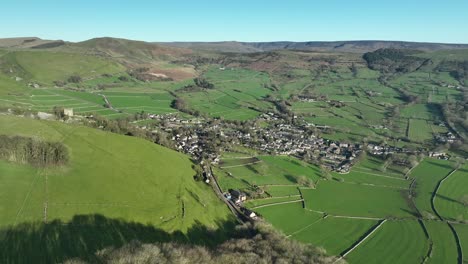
[0, 115, 232, 232]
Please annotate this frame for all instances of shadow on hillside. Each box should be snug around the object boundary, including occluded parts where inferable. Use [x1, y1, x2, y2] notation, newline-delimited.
[426, 160, 454, 170]
[0, 214, 237, 264]
[435, 193, 464, 206]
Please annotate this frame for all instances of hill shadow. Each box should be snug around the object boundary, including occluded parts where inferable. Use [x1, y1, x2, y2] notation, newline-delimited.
[0, 214, 237, 264]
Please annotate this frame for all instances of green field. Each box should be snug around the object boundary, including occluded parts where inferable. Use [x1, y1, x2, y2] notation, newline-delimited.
[0, 115, 231, 231]
[408, 119, 433, 142]
[255, 202, 323, 234]
[292, 217, 378, 255]
[424, 221, 459, 264]
[346, 220, 428, 264]
[409, 159, 454, 218]
[302, 181, 416, 218]
[434, 166, 468, 221]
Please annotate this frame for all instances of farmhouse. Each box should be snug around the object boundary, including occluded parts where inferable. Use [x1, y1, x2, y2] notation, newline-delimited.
[63, 108, 74, 117]
[229, 189, 247, 204]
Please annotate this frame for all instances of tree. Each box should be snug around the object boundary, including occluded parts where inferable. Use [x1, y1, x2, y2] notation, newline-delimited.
[67, 75, 82, 83]
[296, 175, 315, 188]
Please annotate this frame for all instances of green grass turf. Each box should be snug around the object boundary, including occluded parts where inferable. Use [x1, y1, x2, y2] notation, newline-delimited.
[0, 115, 232, 232]
[409, 159, 454, 217]
[346, 220, 428, 264]
[302, 181, 416, 218]
[434, 166, 468, 221]
[424, 221, 459, 264]
[255, 202, 323, 235]
[292, 217, 378, 256]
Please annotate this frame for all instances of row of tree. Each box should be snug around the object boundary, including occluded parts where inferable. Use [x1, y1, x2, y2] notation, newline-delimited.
[0, 135, 68, 166]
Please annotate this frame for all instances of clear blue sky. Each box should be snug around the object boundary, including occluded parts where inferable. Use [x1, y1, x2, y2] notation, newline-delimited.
[2, 0, 467, 43]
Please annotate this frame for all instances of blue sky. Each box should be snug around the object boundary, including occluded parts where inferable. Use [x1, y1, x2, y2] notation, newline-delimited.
[1, 0, 467, 43]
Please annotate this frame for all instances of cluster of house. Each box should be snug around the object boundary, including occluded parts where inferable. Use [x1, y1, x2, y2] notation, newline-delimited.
[136, 112, 362, 173]
[429, 152, 451, 160]
[366, 144, 414, 156]
[435, 131, 457, 144]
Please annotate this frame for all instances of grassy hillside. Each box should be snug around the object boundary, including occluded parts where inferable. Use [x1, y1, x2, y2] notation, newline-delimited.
[1, 50, 125, 84]
[0, 115, 232, 232]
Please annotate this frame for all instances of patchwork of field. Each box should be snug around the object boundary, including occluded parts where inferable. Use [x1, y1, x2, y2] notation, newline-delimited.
[215, 153, 465, 262]
[179, 67, 274, 120]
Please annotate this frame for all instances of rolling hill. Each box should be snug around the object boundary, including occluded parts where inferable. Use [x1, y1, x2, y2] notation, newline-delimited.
[0, 115, 232, 231]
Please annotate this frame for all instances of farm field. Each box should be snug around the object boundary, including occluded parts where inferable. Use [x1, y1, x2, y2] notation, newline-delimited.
[254, 202, 323, 235]
[291, 217, 379, 256]
[434, 166, 468, 221]
[179, 67, 274, 120]
[301, 181, 415, 218]
[408, 119, 433, 142]
[0, 115, 232, 231]
[346, 220, 428, 264]
[409, 158, 455, 217]
[424, 221, 459, 264]
[216, 150, 466, 261]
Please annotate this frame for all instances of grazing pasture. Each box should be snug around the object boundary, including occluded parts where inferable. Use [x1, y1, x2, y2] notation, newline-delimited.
[346, 220, 428, 264]
[409, 158, 454, 217]
[292, 217, 378, 256]
[434, 166, 468, 221]
[424, 221, 459, 264]
[301, 181, 416, 218]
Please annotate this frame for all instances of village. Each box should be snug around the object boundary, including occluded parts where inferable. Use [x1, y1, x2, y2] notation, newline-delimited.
[138, 112, 363, 173]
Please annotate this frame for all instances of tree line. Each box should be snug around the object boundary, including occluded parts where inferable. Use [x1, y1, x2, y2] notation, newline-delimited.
[0, 135, 68, 166]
